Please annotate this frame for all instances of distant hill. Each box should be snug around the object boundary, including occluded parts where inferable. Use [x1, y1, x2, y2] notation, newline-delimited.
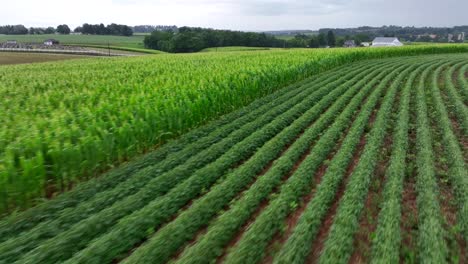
[318, 25, 468, 36]
[318, 25, 468, 42]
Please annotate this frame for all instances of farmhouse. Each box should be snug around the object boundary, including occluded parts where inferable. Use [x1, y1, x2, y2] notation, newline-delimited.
[6, 40, 17, 44]
[372, 37, 403, 47]
[43, 39, 60, 46]
[343, 40, 356, 48]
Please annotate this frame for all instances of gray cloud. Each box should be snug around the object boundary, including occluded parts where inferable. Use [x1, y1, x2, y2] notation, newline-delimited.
[1, 0, 467, 31]
[236, 0, 351, 16]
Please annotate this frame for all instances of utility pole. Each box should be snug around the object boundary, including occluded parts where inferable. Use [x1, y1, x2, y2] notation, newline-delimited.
[108, 41, 110, 57]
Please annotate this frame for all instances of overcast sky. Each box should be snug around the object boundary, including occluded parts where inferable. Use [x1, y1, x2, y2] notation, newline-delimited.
[2, 0, 467, 31]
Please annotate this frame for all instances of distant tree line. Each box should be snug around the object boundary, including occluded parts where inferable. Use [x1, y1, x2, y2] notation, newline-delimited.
[0, 25, 28, 35]
[144, 27, 286, 53]
[0, 24, 71, 35]
[28, 27, 57, 35]
[133, 25, 178, 33]
[0, 23, 132, 36]
[28, 24, 71, 35]
[319, 25, 468, 42]
[277, 30, 355, 48]
[74, 23, 133, 36]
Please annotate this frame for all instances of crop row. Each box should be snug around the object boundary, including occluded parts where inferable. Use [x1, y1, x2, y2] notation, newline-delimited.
[275, 58, 434, 264]
[316, 59, 445, 264]
[67, 60, 387, 264]
[413, 62, 448, 263]
[12, 56, 372, 264]
[1, 55, 467, 264]
[120, 59, 396, 264]
[443, 62, 468, 134]
[369, 58, 431, 263]
[3, 45, 468, 212]
[0, 58, 351, 240]
[457, 63, 468, 103]
[222, 59, 405, 264]
[429, 61, 468, 243]
[0, 61, 358, 256]
[174, 59, 400, 264]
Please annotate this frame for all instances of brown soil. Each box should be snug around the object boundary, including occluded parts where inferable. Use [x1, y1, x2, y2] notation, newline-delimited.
[305, 81, 388, 263]
[429, 77, 467, 264]
[216, 197, 269, 264]
[172, 134, 301, 262]
[45, 180, 58, 199]
[215, 115, 323, 263]
[307, 131, 368, 264]
[399, 170, 418, 263]
[438, 179, 466, 264]
[439, 66, 467, 147]
[349, 115, 394, 263]
[261, 155, 331, 264]
[399, 79, 419, 263]
[260, 113, 354, 264]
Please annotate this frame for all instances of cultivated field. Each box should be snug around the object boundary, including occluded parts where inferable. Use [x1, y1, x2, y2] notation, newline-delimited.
[1, 45, 468, 213]
[67, 44, 165, 54]
[0, 34, 145, 48]
[201, 46, 272, 52]
[0, 52, 89, 65]
[0, 54, 466, 263]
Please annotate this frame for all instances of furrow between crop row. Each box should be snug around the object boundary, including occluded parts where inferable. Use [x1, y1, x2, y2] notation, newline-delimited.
[442, 62, 468, 135]
[369, 58, 432, 264]
[316, 59, 442, 264]
[274, 58, 432, 264]
[118, 59, 400, 264]
[413, 61, 449, 263]
[457, 63, 468, 103]
[0, 62, 372, 261]
[0, 61, 356, 240]
[12, 58, 368, 264]
[430, 60, 468, 243]
[222, 58, 407, 264]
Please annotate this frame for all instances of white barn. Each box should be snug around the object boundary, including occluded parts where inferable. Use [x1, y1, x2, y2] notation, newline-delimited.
[372, 37, 403, 47]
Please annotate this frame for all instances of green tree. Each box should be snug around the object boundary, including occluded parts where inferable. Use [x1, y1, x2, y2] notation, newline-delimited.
[143, 30, 174, 51]
[44, 27, 56, 34]
[318, 32, 327, 47]
[327, 30, 336, 47]
[56, 24, 71, 34]
[309, 36, 320, 48]
[336, 37, 345, 47]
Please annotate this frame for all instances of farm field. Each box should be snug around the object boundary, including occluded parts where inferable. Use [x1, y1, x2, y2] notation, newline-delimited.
[0, 52, 90, 65]
[64, 44, 165, 54]
[201, 46, 272, 52]
[0, 53, 466, 263]
[0, 34, 145, 48]
[1, 45, 468, 214]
